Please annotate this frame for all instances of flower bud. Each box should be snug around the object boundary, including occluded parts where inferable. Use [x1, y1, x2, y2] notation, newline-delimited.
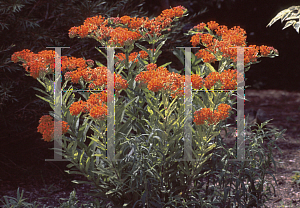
[86, 59, 94, 67]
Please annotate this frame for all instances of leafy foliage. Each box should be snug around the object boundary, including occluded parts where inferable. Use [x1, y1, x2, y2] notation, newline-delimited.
[267, 6, 300, 33]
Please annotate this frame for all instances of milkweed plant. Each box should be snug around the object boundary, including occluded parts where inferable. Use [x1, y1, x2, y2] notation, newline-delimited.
[8, 6, 286, 208]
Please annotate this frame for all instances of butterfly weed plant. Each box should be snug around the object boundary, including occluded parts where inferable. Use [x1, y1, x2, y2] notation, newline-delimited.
[7, 5, 286, 208]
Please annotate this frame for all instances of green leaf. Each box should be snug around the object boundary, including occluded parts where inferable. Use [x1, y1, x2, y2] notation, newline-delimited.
[95, 60, 105, 67]
[205, 63, 217, 73]
[135, 43, 148, 53]
[95, 47, 107, 59]
[145, 96, 164, 120]
[293, 21, 300, 33]
[36, 77, 46, 88]
[85, 157, 91, 173]
[66, 163, 75, 168]
[62, 86, 74, 107]
[35, 94, 53, 106]
[32, 86, 50, 96]
[155, 39, 167, 54]
[173, 48, 185, 65]
[159, 62, 172, 68]
[153, 50, 162, 62]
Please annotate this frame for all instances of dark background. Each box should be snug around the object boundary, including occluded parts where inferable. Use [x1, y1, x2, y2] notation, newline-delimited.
[0, 0, 299, 197]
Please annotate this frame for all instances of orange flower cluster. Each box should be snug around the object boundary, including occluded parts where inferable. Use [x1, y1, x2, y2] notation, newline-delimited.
[65, 66, 128, 92]
[259, 45, 273, 56]
[207, 21, 219, 31]
[195, 49, 217, 63]
[135, 63, 185, 98]
[191, 74, 204, 89]
[69, 90, 108, 121]
[12, 49, 55, 79]
[204, 71, 221, 89]
[204, 69, 242, 90]
[192, 23, 206, 32]
[120, 16, 145, 30]
[115, 50, 150, 65]
[108, 27, 142, 47]
[11, 49, 88, 79]
[190, 21, 277, 65]
[193, 103, 232, 126]
[219, 69, 243, 90]
[68, 6, 187, 45]
[135, 64, 241, 97]
[69, 15, 108, 38]
[37, 115, 69, 142]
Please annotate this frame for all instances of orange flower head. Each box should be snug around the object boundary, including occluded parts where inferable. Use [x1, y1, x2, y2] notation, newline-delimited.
[37, 115, 69, 142]
[139, 50, 149, 59]
[259, 45, 271, 56]
[207, 21, 219, 31]
[120, 15, 131, 25]
[193, 23, 206, 31]
[190, 34, 201, 47]
[195, 49, 216, 64]
[191, 74, 204, 89]
[204, 71, 220, 89]
[173, 6, 185, 17]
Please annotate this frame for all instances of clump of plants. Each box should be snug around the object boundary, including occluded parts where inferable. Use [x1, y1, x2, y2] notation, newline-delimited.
[4, 5, 286, 208]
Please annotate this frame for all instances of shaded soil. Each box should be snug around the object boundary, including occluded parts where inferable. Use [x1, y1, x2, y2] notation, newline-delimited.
[1, 89, 300, 207]
[240, 89, 300, 208]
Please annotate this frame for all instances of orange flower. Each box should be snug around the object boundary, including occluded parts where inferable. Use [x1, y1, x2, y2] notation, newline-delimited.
[11, 49, 34, 63]
[128, 17, 144, 30]
[200, 33, 214, 47]
[221, 26, 246, 46]
[136, 64, 209, 99]
[215, 103, 232, 120]
[219, 69, 238, 90]
[12, 49, 88, 79]
[84, 15, 106, 26]
[189, 22, 276, 67]
[69, 15, 107, 38]
[114, 73, 129, 91]
[193, 23, 206, 31]
[215, 25, 228, 36]
[259, 45, 271, 56]
[109, 27, 142, 47]
[207, 21, 219, 31]
[147, 77, 165, 92]
[191, 74, 204, 89]
[173, 6, 185, 17]
[90, 104, 107, 120]
[68, 7, 186, 44]
[115, 53, 126, 64]
[139, 50, 149, 59]
[204, 72, 220, 89]
[37, 115, 69, 142]
[69, 90, 109, 121]
[193, 108, 214, 126]
[244, 45, 259, 64]
[146, 63, 157, 71]
[193, 104, 231, 126]
[69, 100, 88, 116]
[120, 15, 131, 25]
[135, 70, 153, 84]
[190, 34, 201, 47]
[66, 66, 128, 92]
[160, 9, 176, 19]
[195, 49, 216, 63]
